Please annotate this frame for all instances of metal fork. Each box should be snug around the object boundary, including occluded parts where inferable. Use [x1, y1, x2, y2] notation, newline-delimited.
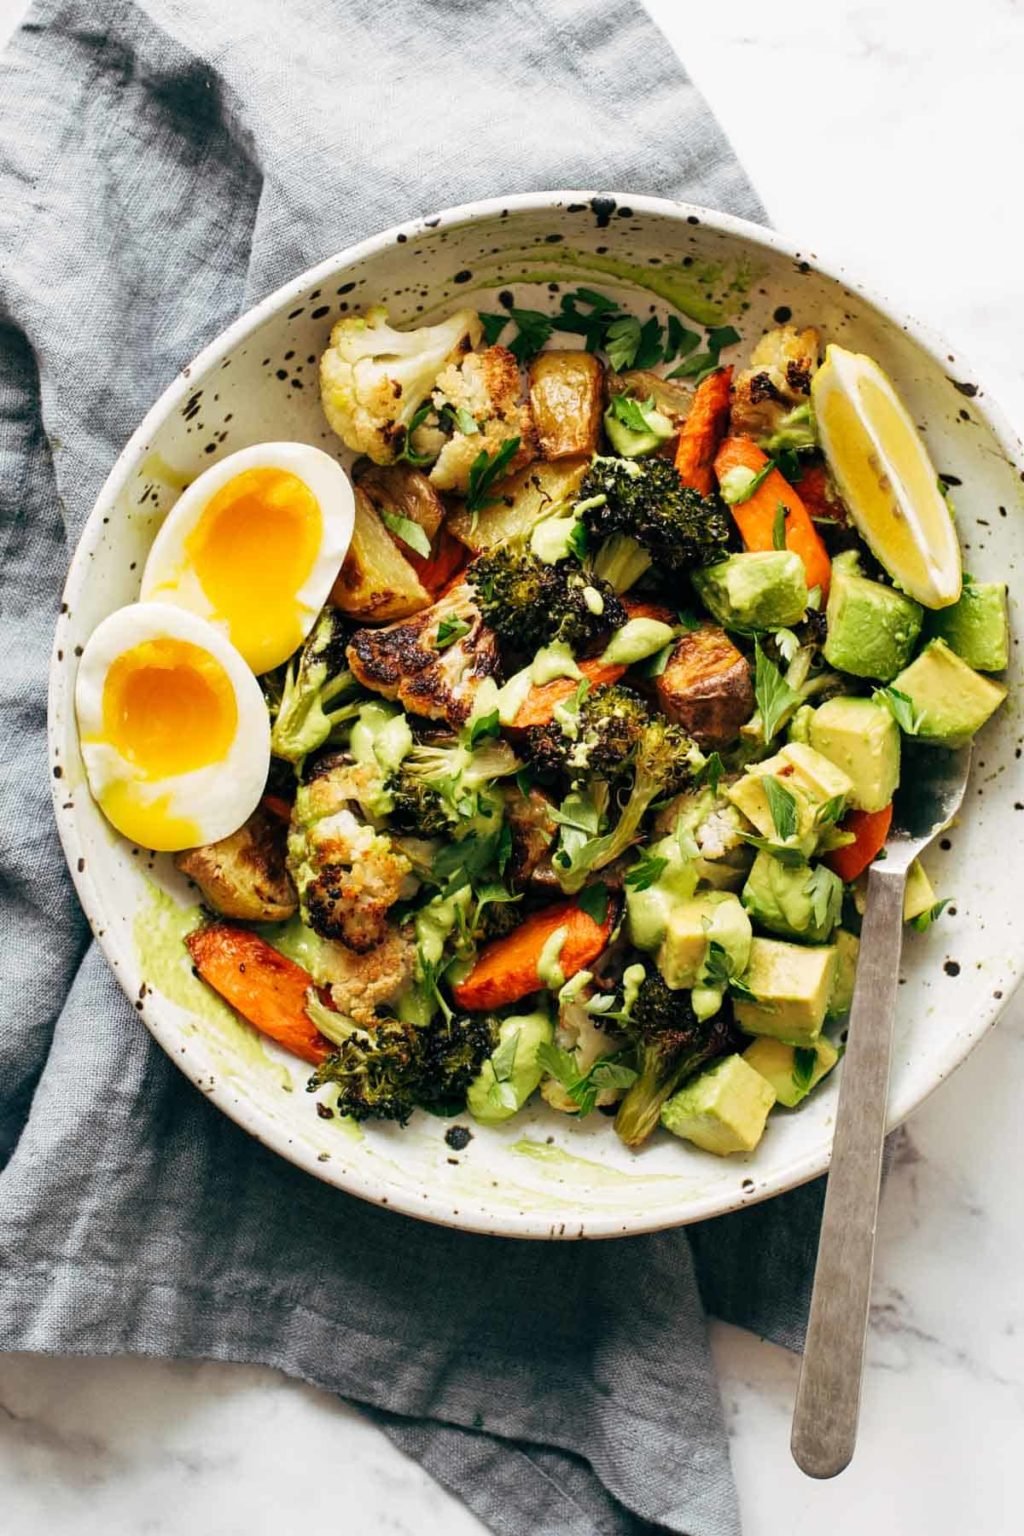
[791, 743, 972, 1479]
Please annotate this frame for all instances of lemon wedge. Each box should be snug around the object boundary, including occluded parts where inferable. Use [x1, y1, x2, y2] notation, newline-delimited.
[811, 345, 961, 608]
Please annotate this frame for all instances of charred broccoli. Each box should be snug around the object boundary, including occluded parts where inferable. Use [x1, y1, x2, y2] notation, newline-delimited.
[526, 684, 650, 780]
[614, 970, 736, 1147]
[388, 737, 520, 834]
[306, 1000, 498, 1123]
[468, 543, 626, 655]
[270, 608, 363, 762]
[554, 715, 700, 892]
[579, 456, 731, 573]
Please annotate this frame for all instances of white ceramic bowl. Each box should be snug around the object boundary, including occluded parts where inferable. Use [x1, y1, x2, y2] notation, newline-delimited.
[49, 192, 1024, 1238]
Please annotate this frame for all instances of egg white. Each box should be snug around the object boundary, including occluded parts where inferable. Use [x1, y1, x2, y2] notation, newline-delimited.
[139, 441, 354, 674]
[75, 603, 270, 852]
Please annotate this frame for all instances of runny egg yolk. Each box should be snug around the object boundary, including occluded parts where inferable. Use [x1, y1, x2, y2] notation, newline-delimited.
[185, 467, 323, 674]
[102, 637, 238, 777]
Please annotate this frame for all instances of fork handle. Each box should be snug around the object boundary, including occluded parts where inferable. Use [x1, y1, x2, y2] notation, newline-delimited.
[791, 863, 907, 1478]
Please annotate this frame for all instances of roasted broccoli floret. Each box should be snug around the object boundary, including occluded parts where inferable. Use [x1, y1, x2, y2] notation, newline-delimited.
[526, 684, 650, 780]
[306, 1001, 498, 1123]
[388, 736, 520, 833]
[319, 305, 483, 464]
[613, 971, 736, 1147]
[579, 456, 731, 572]
[270, 608, 363, 762]
[555, 715, 700, 892]
[468, 544, 626, 655]
[590, 530, 653, 594]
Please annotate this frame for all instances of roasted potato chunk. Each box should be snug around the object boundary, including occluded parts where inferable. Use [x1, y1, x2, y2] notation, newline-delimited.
[354, 461, 446, 544]
[176, 805, 297, 922]
[528, 350, 605, 460]
[503, 784, 557, 890]
[656, 624, 754, 748]
[330, 485, 431, 623]
[446, 457, 589, 553]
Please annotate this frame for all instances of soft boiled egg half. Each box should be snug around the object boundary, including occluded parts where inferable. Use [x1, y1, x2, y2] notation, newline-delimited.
[140, 442, 354, 675]
[75, 603, 270, 852]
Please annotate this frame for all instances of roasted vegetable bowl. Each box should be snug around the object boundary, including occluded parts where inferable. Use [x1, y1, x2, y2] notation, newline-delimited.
[50, 194, 1024, 1237]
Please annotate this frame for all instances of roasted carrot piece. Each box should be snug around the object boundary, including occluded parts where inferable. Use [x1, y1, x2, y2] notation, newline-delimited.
[622, 595, 676, 626]
[452, 898, 616, 1012]
[713, 436, 832, 598]
[674, 366, 733, 496]
[185, 924, 334, 1065]
[825, 805, 893, 883]
[261, 794, 294, 823]
[511, 657, 627, 730]
[795, 461, 847, 524]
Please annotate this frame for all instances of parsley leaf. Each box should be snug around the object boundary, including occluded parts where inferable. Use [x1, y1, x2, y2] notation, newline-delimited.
[666, 350, 718, 380]
[640, 641, 674, 679]
[706, 324, 742, 353]
[465, 436, 521, 512]
[608, 393, 660, 433]
[763, 776, 799, 841]
[873, 685, 923, 735]
[792, 1047, 818, 1094]
[478, 312, 509, 346]
[701, 939, 733, 990]
[729, 974, 758, 1003]
[664, 315, 701, 363]
[697, 751, 725, 795]
[815, 794, 847, 828]
[379, 508, 432, 559]
[633, 315, 665, 370]
[807, 864, 842, 932]
[536, 1042, 637, 1118]
[625, 853, 669, 891]
[577, 882, 610, 925]
[721, 459, 775, 506]
[487, 1029, 521, 1112]
[910, 897, 951, 933]
[438, 401, 480, 436]
[754, 640, 801, 742]
[772, 502, 789, 550]
[396, 401, 436, 466]
[676, 607, 702, 632]
[468, 708, 500, 745]
[603, 315, 643, 371]
[738, 833, 809, 867]
[434, 615, 472, 651]
[507, 307, 555, 363]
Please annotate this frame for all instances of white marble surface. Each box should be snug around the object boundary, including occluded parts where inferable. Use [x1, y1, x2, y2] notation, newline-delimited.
[2, 0, 1024, 1531]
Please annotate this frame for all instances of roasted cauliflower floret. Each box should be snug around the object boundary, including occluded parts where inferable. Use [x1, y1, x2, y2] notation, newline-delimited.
[730, 325, 821, 439]
[288, 753, 414, 951]
[319, 305, 483, 464]
[317, 925, 417, 1026]
[427, 345, 537, 493]
[346, 581, 499, 726]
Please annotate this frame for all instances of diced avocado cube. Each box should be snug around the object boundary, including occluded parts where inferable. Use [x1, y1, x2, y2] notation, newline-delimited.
[903, 859, 937, 923]
[661, 1054, 776, 1154]
[658, 891, 752, 991]
[925, 579, 1009, 672]
[625, 830, 699, 952]
[824, 550, 923, 681]
[889, 638, 1007, 748]
[808, 696, 900, 812]
[733, 936, 837, 1047]
[741, 850, 843, 944]
[726, 743, 853, 854]
[693, 551, 809, 633]
[743, 1034, 840, 1108]
[826, 928, 860, 1018]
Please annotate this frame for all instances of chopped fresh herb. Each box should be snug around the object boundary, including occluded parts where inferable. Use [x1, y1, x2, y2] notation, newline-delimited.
[772, 502, 789, 550]
[664, 314, 701, 363]
[763, 776, 799, 841]
[465, 436, 521, 512]
[379, 508, 432, 559]
[697, 751, 725, 795]
[676, 607, 701, 632]
[434, 615, 472, 650]
[608, 393, 660, 433]
[873, 685, 922, 735]
[396, 401, 435, 466]
[507, 307, 555, 363]
[537, 1041, 637, 1118]
[478, 312, 509, 346]
[792, 1046, 818, 1094]
[640, 641, 674, 679]
[807, 865, 841, 931]
[738, 833, 808, 868]
[701, 939, 737, 991]
[514, 767, 535, 800]
[497, 819, 513, 876]
[567, 518, 589, 561]
[554, 288, 622, 351]
[633, 315, 665, 370]
[468, 708, 500, 745]
[706, 324, 742, 353]
[438, 401, 480, 436]
[721, 459, 775, 506]
[625, 853, 669, 891]
[603, 315, 643, 371]
[815, 794, 846, 828]
[666, 350, 717, 381]
[729, 974, 758, 1003]
[754, 640, 802, 742]
[775, 447, 803, 483]
[910, 898, 951, 933]
[487, 1028, 521, 1112]
[577, 882, 610, 925]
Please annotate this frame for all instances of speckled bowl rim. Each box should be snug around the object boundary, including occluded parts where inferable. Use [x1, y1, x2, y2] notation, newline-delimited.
[49, 190, 1024, 1238]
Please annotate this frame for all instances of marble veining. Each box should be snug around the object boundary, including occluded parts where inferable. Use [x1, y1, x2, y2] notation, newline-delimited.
[2, 0, 1023, 1531]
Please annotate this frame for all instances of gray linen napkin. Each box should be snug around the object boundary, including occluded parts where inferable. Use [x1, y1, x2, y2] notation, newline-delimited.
[0, 3, 826, 1532]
